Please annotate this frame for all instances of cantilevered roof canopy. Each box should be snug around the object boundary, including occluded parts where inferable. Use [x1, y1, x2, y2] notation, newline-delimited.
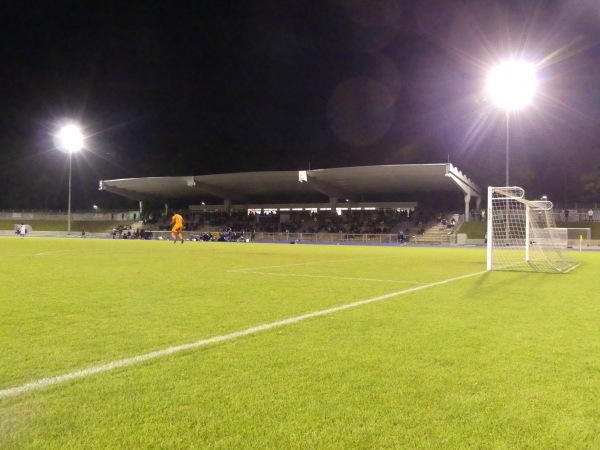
[99, 163, 481, 204]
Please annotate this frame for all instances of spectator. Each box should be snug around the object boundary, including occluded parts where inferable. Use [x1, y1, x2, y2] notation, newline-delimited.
[397, 229, 405, 244]
[588, 209, 594, 222]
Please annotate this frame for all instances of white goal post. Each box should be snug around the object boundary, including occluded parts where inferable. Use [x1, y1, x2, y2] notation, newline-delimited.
[486, 187, 579, 273]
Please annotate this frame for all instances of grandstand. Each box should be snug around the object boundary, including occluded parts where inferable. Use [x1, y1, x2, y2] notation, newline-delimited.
[98, 164, 482, 244]
[100, 163, 481, 216]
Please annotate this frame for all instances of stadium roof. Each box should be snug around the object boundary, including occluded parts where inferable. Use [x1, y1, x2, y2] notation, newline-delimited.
[99, 163, 481, 204]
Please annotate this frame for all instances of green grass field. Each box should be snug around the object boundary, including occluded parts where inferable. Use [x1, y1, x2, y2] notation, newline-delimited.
[1, 238, 600, 449]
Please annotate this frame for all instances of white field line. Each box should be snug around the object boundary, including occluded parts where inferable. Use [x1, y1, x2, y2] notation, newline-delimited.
[228, 256, 419, 284]
[0, 270, 486, 400]
[227, 256, 390, 272]
[563, 262, 581, 273]
[228, 270, 422, 284]
[34, 250, 154, 257]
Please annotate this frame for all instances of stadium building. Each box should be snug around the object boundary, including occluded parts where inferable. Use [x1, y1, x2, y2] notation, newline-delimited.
[99, 163, 482, 222]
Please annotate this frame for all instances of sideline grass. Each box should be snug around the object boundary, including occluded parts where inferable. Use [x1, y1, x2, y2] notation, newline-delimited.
[1, 238, 600, 448]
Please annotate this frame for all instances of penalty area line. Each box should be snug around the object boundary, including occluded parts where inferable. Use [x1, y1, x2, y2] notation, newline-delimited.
[0, 270, 486, 400]
[228, 270, 422, 284]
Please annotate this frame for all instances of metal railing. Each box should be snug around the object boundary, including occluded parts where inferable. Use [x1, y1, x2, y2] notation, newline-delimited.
[146, 229, 461, 245]
[259, 232, 398, 244]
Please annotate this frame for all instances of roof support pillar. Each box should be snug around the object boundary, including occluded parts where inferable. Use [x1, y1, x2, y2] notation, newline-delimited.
[330, 197, 338, 211]
[464, 193, 472, 222]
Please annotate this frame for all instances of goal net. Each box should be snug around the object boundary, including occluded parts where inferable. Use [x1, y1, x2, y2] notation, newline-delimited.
[486, 187, 579, 273]
[549, 227, 591, 249]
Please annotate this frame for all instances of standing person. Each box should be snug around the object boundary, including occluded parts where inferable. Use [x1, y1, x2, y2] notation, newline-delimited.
[397, 229, 405, 244]
[81, 227, 86, 238]
[18, 223, 27, 238]
[588, 209, 594, 222]
[171, 211, 184, 244]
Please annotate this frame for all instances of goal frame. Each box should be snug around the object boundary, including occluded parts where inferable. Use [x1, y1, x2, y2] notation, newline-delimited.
[486, 186, 578, 273]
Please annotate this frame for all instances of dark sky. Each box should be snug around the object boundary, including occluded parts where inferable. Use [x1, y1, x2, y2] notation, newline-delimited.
[2, 0, 600, 209]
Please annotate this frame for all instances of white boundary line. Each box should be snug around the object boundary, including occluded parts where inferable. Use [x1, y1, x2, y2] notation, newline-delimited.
[227, 256, 390, 272]
[563, 262, 581, 273]
[0, 270, 486, 400]
[228, 270, 422, 284]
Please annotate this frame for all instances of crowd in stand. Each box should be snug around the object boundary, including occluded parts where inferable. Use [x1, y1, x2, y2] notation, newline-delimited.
[111, 224, 152, 239]
[137, 207, 450, 239]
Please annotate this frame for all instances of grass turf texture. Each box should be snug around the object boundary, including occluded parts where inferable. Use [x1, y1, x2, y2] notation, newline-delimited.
[1, 239, 599, 448]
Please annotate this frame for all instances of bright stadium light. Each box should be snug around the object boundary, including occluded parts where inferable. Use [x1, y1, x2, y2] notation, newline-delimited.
[486, 60, 537, 186]
[487, 61, 537, 111]
[56, 123, 85, 235]
[57, 124, 84, 154]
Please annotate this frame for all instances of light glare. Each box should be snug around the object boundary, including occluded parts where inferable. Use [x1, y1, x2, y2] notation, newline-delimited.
[57, 124, 84, 153]
[487, 61, 537, 111]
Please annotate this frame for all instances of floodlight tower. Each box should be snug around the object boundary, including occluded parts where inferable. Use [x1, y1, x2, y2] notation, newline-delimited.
[486, 60, 537, 186]
[56, 124, 84, 234]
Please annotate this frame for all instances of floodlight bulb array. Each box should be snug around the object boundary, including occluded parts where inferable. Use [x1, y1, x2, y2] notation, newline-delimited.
[57, 124, 84, 153]
[487, 61, 537, 111]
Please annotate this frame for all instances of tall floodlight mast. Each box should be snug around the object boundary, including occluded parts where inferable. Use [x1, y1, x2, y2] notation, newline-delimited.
[56, 123, 85, 235]
[486, 60, 537, 186]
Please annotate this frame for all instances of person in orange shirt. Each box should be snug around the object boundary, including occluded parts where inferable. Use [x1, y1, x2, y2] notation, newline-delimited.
[171, 212, 184, 244]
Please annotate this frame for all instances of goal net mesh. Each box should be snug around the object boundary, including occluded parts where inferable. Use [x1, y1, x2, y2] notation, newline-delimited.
[486, 187, 578, 273]
[549, 227, 591, 248]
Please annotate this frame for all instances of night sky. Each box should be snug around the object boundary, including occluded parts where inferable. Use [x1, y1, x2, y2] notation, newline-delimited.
[2, 0, 600, 210]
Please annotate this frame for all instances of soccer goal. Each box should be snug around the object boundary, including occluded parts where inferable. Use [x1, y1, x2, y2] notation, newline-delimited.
[486, 187, 579, 273]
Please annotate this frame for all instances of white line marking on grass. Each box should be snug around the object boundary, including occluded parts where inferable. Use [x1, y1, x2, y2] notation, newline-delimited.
[563, 262, 581, 273]
[228, 256, 389, 272]
[229, 270, 422, 284]
[34, 250, 154, 257]
[33, 250, 70, 256]
[0, 270, 486, 400]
